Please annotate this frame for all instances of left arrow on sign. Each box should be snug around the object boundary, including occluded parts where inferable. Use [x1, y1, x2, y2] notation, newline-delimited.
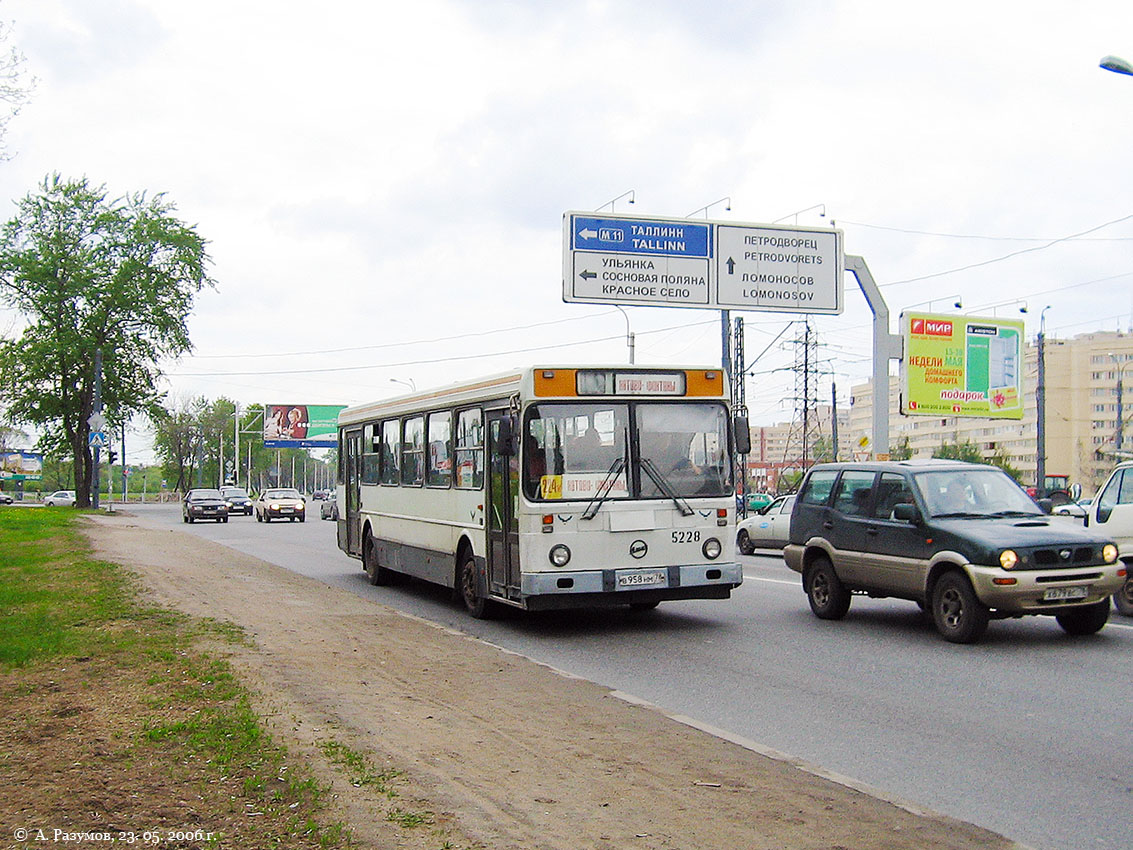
[579, 228, 598, 240]
[580, 270, 596, 280]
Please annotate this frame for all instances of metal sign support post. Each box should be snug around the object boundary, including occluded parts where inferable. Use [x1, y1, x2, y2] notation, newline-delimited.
[844, 255, 902, 457]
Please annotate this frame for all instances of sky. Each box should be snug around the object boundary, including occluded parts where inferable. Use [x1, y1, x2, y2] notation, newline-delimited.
[0, 0, 1132, 463]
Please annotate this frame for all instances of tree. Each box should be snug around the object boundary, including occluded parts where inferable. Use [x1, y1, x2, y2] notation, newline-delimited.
[933, 438, 1021, 483]
[0, 175, 213, 506]
[0, 17, 35, 160]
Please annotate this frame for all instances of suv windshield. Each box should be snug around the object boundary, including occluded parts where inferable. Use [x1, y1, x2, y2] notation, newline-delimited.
[522, 401, 731, 502]
[916, 468, 1042, 518]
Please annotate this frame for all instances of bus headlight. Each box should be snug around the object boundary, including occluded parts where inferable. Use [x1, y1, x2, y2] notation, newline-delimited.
[702, 538, 722, 560]
[549, 544, 571, 567]
[999, 549, 1019, 570]
[1103, 544, 1118, 563]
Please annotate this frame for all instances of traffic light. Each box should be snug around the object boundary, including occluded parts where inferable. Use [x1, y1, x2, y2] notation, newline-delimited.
[107, 450, 118, 465]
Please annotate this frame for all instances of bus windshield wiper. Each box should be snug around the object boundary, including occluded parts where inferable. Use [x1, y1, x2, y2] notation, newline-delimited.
[582, 457, 626, 520]
[639, 457, 695, 517]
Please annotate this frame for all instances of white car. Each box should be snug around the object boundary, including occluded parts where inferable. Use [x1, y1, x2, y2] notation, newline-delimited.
[43, 490, 76, 507]
[1053, 498, 1092, 518]
[736, 494, 795, 554]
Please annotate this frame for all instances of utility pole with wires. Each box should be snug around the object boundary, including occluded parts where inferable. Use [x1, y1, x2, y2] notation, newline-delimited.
[786, 320, 820, 468]
[733, 316, 748, 506]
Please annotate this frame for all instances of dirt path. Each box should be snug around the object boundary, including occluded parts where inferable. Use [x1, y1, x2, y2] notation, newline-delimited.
[83, 513, 1025, 850]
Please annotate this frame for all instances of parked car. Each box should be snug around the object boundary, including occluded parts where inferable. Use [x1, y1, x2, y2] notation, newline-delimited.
[1053, 497, 1092, 519]
[0, 492, 13, 505]
[219, 485, 254, 516]
[320, 498, 338, 521]
[736, 495, 795, 553]
[182, 488, 229, 523]
[1086, 461, 1133, 615]
[43, 490, 76, 507]
[256, 488, 306, 523]
[783, 459, 1122, 643]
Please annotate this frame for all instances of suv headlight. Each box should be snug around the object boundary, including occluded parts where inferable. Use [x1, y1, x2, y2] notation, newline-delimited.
[999, 549, 1019, 570]
[1103, 543, 1118, 563]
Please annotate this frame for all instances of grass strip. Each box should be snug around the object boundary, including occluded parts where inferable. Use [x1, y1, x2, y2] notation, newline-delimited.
[0, 508, 352, 848]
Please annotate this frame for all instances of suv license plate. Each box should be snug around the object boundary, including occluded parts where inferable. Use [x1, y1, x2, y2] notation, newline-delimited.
[618, 571, 665, 588]
[1043, 586, 1089, 602]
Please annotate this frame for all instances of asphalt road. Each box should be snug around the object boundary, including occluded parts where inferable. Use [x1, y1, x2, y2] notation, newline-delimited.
[122, 503, 1133, 850]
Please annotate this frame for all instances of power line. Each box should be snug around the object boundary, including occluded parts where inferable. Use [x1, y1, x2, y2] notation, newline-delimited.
[877, 213, 1133, 288]
[840, 218, 1133, 242]
[175, 317, 721, 378]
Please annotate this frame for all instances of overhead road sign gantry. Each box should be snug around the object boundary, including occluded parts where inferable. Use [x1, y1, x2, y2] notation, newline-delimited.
[562, 211, 843, 314]
[564, 212, 712, 308]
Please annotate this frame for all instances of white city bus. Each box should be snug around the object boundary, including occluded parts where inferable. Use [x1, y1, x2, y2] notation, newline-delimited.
[336, 366, 750, 617]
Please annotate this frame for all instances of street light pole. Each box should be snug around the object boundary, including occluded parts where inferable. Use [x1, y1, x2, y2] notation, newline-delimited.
[1110, 353, 1129, 456]
[1035, 306, 1051, 498]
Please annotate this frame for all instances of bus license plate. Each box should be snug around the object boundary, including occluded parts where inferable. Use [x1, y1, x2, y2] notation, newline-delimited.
[1043, 586, 1089, 602]
[618, 571, 665, 588]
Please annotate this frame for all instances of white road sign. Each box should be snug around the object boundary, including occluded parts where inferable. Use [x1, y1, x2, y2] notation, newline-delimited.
[563, 211, 843, 314]
[714, 224, 842, 314]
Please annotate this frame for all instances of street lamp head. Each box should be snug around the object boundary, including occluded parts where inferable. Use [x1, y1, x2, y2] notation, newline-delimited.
[1100, 55, 1133, 76]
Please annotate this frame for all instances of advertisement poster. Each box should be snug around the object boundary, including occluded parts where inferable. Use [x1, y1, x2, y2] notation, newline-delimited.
[1, 450, 44, 480]
[263, 404, 346, 448]
[901, 312, 1024, 420]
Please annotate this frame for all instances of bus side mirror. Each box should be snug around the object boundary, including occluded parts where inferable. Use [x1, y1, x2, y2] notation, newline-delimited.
[734, 416, 751, 455]
[498, 416, 517, 456]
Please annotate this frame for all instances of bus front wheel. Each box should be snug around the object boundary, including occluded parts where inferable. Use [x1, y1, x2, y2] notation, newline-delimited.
[459, 552, 491, 619]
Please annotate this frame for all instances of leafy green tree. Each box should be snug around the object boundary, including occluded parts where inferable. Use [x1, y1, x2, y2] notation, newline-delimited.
[891, 436, 913, 461]
[0, 18, 35, 160]
[0, 175, 213, 506]
[932, 439, 985, 464]
[152, 396, 207, 493]
[933, 438, 1021, 483]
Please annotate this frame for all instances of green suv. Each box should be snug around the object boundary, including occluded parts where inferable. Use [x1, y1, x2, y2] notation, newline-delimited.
[783, 460, 1123, 643]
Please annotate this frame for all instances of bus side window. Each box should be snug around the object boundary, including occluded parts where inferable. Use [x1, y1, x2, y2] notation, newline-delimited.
[380, 419, 400, 486]
[455, 408, 484, 490]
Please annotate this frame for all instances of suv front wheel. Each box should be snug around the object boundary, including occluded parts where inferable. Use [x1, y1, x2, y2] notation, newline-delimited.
[806, 556, 851, 620]
[931, 571, 989, 644]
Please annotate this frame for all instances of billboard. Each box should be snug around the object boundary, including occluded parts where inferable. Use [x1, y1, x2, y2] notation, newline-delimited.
[1, 450, 43, 481]
[263, 404, 346, 448]
[901, 312, 1024, 420]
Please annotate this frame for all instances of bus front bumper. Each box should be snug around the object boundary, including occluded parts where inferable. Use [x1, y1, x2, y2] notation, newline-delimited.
[519, 562, 742, 610]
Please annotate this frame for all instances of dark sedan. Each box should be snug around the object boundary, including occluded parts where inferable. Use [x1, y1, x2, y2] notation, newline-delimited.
[183, 488, 229, 523]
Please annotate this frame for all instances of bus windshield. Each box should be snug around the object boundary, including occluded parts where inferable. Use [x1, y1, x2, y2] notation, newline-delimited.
[523, 401, 731, 502]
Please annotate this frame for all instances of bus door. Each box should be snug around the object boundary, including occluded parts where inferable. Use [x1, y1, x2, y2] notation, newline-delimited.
[487, 411, 521, 597]
[342, 429, 363, 556]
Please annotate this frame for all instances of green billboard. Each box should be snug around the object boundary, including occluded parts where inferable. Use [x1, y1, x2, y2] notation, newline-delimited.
[901, 312, 1024, 420]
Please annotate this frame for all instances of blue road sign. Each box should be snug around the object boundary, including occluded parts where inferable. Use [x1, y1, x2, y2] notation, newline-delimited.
[570, 215, 711, 258]
[88, 430, 108, 448]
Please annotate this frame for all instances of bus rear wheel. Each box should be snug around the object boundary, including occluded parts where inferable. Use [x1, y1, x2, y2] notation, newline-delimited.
[459, 552, 491, 619]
